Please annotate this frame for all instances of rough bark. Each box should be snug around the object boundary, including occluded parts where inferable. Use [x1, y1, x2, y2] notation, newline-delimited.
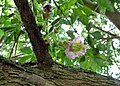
[0, 60, 120, 86]
[13, 0, 53, 67]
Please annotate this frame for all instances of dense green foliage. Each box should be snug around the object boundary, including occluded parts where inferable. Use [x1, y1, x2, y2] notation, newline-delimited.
[0, 0, 120, 78]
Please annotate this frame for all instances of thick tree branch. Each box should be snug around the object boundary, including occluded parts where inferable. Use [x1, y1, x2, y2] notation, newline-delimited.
[13, 0, 53, 67]
[82, 0, 120, 30]
[106, 10, 120, 30]
[0, 59, 120, 86]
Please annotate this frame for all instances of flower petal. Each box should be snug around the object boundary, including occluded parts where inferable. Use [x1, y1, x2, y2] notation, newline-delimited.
[73, 36, 84, 43]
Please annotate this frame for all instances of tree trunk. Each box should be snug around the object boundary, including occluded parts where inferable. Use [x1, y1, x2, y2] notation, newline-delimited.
[13, 0, 53, 67]
[0, 60, 120, 86]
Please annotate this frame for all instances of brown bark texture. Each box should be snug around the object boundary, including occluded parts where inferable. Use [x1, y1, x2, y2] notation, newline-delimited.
[13, 0, 53, 67]
[0, 60, 120, 86]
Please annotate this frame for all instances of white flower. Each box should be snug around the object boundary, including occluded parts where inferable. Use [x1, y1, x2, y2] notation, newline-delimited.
[65, 36, 87, 59]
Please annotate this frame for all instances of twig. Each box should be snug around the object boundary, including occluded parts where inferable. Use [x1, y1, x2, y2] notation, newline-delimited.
[0, 35, 5, 48]
[93, 25, 119, 37]
[14, 42, 18, 56]
[11, 53, 24, 58]
[9, 31, 22, 59]
[100, 36, 120, 40]
[53, 0, 78, 34]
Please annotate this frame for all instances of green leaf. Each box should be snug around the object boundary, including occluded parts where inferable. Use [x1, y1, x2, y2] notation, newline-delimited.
[57, 48, 66, 58]
[19, 55, 31, 63]
[73, 7, 92, 24]
[60, 19, 70, 25]
[66, 0, 77, 9]
[0, 25, 15, 32]
[90, 57, 98, 71]
[51, 17, 61, 26]
[95, 58, 108, 67]
[13, 29, 21, 41]
[49, 26, 54, 33]
[95, 58, 104, 66]
[97, 43, 106, 51]
[31, 55, 36, 62]
[33, 0, 39, 15]
[87, 35, 94, 47]
[70, 13, 77, 24]
[60, 41, 69, 49]
[93, 48, 99, 55]
[72, 6, 92, 25]
[5, 33, 14, 44]
[86, 49, 94, 57]
[86, 23, 92, 32]
[77, 0, 84, 5]
[80, 6, 93, 16]
[79, 56, 85, 63]
[117, 49, 120, 53]
[97, 54, 107, 60]
[66, 30, 75, 39]
[20, 47, 33, 54]
[97, 0, 114, 12]
[92, 31, 102, 40]
[65, 58, 73, 66]
[11, 18, 18, 24]
[0, 30, 4, 37]
[68, 0, 77, 6]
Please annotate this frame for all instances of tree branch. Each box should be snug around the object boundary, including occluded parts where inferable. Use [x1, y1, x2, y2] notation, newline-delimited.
[13, 0, 53, 67]
[105, 10, 120, 31]
[93, 25, 119, 37]
[0, 59, 120, 86]
[82, 0, 120, 30]
[100, 36, 120, 40]
[0, 35, 5, 48]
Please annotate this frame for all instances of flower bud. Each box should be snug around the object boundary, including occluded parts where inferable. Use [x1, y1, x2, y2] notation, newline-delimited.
[42, 2, 52, 13]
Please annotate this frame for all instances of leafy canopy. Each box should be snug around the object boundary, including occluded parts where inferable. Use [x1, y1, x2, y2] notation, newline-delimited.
[0, 0, 120, 78]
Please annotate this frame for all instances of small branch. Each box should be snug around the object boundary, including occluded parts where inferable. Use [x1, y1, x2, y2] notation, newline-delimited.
[91, 24, 120, 40]
[11, 54, 24, 58]
[9, 31, 22, 58]
[14, 41, 18, 56]
[0, 35, 5, 48]
[93, 25, 119, 37]
[53, 0, 78, 34]
[100, 36, 120, 40]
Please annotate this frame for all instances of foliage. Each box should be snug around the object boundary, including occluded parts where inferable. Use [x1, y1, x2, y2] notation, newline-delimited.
[0, 0, 120, 78]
